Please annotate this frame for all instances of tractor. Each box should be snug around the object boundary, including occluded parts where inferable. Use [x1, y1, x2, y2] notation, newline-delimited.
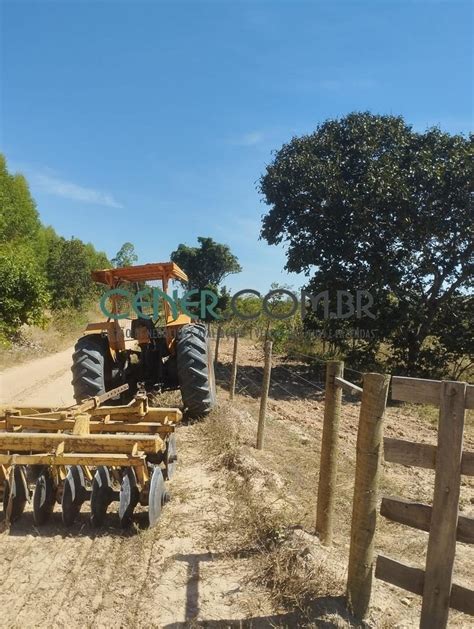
[71, 262, 216, 418]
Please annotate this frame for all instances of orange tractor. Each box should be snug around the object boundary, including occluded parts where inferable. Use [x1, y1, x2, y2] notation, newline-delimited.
[71, 262, 216, 418]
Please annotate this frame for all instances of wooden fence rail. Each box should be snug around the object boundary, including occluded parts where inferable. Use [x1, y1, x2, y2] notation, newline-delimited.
[375, 376, 474, 628]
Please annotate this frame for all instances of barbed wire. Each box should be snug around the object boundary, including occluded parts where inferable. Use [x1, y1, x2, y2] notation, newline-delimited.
[343, 366, 364, 378]
[288, 350, 327, 364]
[216, 357, 324, 398]
[216, 347, 364, 390]
[276, 364, 325, 392]
[284, 349, 364, 378]
[238, 372, 263, 394]
[247, 365, 302, 401]
[215, 360, 263, 397]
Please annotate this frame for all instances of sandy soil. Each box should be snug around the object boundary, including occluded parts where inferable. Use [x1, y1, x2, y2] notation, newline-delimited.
[0, 350, 280, 628]
[0, 427, 277, 628]
[0, 347, 76, 406]
[0, 340, 472, 628]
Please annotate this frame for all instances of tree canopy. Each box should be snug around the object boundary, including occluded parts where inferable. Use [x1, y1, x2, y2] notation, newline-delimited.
[0, 154, 111, 337]
[112, 242, 138, 267]
[259, 112, 473, 376]
[171, 236, 241, 289]
[0, 155, 42, 246]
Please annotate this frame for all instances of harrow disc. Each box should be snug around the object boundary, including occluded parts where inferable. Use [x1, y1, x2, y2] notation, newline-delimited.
[3, 466, 29, 522]
[62, 466, 87, 527]
[148, 466, 167, 527]
[33, 469, 56, 526]
[118, 468, 139, 528]
[90, 466, 114, 528]
[164, 434, 177, 480]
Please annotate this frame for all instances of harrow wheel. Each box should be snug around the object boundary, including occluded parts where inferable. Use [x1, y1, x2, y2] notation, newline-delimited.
[148, 466, 167, 527]
[3, 466, 29, 522]
[118, 468, 139, 528]
[90, 466, 114, 528]
[164, 434, 177, 480]
[62, 466, 88, 527]
[33, 469, 57, 525]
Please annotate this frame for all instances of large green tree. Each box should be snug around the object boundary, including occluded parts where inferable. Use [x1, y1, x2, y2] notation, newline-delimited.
[46, 237, 96, 310]
[112, 242, 138, 267]
[171, 237, 241, 321]
[0, 156, 48, 335]
[171, 236, 241, 289]
[259, 112, 473, 376]
[0, 155, 42, 246]
[0, 252, 48, 334]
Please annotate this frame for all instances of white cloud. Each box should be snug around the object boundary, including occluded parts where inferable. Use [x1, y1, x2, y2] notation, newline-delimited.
[33, 173, 123, 208]
[234, 131, 265, 146]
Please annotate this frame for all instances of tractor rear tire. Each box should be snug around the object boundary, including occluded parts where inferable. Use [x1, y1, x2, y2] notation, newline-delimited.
[176, 323, 216, 418]
[71, 335, 116, 403]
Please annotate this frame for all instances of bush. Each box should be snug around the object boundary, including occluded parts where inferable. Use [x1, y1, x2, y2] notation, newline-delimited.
[0, 252, 49, 335]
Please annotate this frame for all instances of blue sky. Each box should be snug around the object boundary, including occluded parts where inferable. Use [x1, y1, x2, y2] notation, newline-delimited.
[1, 0, 472, 293]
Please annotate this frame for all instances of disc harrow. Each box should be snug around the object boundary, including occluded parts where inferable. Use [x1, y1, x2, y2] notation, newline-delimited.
[0, 384, 181, 529]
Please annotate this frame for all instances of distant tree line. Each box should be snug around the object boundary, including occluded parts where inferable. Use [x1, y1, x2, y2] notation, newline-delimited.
[0, 154, 110, 338]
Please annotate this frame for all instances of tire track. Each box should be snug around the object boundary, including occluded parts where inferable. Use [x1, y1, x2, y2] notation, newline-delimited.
[0, 346, 75, 406]
[1, 535, 71, 626]
[4, 366, 71, 403]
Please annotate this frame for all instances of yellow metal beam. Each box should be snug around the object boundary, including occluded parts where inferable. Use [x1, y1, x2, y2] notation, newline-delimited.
[0, 432, 164, 454]
[0, 453, 146, 467]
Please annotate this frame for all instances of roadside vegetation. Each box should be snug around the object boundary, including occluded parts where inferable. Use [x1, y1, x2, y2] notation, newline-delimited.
[0, 154, 110, 355]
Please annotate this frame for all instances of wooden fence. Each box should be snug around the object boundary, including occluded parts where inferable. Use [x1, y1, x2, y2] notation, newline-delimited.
[215, 335, 474, 627]
[312, 368, 474, 626]
[375, 376, 474, 628]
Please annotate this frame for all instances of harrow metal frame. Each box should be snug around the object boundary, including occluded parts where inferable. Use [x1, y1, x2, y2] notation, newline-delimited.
[0, 384, 181, 528]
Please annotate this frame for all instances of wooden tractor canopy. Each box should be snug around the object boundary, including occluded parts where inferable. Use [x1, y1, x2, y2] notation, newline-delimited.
[72, 262, 216, 419]
[0, 385, 181, 529]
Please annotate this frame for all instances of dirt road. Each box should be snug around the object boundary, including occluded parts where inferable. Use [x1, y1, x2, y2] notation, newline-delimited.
[0, 349, 276, 628]
[2, 341, 472, 628]
[0, 347, 76, 406]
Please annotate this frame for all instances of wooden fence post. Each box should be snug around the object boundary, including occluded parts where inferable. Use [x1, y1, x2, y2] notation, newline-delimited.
[347, 372, 390, 620]
[229, 333, 239, 400]
[256, 340, 272, 450]
[420, 380, 466, 629]
[316, 360, 344, 545]
[214, 325, 222, 364]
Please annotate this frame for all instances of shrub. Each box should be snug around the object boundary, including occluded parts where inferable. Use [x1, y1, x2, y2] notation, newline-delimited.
[0, 251, 49, 335]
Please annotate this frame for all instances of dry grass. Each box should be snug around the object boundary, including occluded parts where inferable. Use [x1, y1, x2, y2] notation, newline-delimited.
[258, 528, 345, 611]
[0, 304, 101, 370]
[207, 336, 474, 628]
[406, 401, 474, 436]
[199, 404, 354, 626]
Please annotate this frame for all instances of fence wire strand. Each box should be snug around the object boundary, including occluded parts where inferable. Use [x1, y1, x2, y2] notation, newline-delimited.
[247, 365, 302, 401]
[276, 364, 324, 392]
[288, 349, 364, 378]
